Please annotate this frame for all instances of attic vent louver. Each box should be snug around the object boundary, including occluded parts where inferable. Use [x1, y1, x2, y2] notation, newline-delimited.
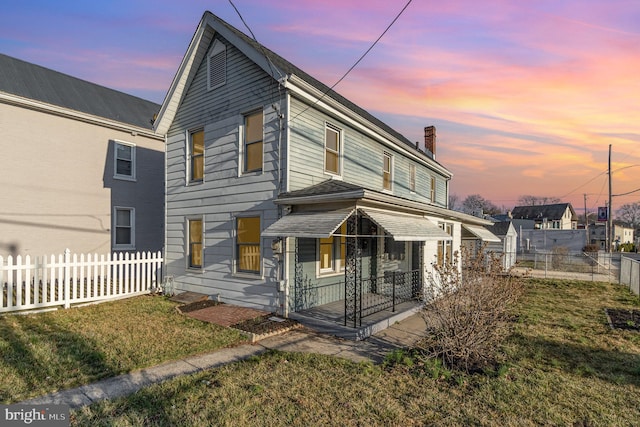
[208, 40, 226, 90]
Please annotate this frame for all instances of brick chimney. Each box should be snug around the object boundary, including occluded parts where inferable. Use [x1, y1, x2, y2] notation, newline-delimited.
[424, 126, 436, 159]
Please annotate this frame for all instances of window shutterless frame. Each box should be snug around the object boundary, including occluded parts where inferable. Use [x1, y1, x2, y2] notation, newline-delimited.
[188, 129, 204, 183]
[113, 207, 135, 250]
[113, 140, 136, 181]
[324, 123, 342, 176]
[187, 218, 204, 270]
[243, 110, 263, 173]
[235, 215, 261, 275]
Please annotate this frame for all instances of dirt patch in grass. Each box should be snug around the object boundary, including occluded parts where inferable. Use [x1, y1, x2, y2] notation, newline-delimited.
[231, 314, 299, 336]
[176, 300, 221, 313]
[605, 308, 640, 331]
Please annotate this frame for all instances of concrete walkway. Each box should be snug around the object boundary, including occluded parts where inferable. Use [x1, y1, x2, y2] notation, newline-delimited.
[19, 312, 428, 409]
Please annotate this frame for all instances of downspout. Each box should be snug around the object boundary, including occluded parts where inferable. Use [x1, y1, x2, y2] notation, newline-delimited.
[282, 90, 291, 317]
[163, 133, 168, 284]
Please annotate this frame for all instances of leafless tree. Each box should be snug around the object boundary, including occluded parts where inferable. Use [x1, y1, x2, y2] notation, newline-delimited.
[616, 202, 640, 229]
[517, 195, 561, 206]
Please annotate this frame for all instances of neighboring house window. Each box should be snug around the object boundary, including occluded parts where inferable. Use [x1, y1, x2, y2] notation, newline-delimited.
[207, 40, 226, 90]
[383, 152, 392, 190]
[236, 216, 261, 274]
[324, 123, 342, 176]
[243, 110, 263, 173]
[187, 218, 203, 269]
[189, 129, 204, 183]
[114, 207, 135, 249]
[114, 141, 135, 180]
[318, 222, 346, 275]
[437, 223, 453, 266]
[430, 176, 436, 202]
[409, 164, 416, 192]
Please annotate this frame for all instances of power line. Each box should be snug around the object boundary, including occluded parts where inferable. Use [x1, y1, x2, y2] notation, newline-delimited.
[290, 0, 413, 122]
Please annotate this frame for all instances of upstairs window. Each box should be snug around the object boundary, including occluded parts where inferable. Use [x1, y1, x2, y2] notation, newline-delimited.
[409, 164, 416, 192]
[189, 130, 204, 183]
[383, 152, 392, 191]
[324, 124, 342, 176]
[243, 111, 263, 173]
[114, 141, 135, 180]
[430, 176, 436, 202]
[207, 40, 226, 90]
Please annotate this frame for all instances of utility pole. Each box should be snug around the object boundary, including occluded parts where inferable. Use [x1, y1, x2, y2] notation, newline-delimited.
[584, 193, 589, 247]
[608, 144, 613, 253]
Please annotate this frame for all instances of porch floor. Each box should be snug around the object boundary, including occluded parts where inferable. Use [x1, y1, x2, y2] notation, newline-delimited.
[289, 297, 423, 341]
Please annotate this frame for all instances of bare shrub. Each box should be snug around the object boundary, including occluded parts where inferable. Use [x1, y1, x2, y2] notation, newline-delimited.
[551, 246, 569, 269]
[418, 248, 524, 372]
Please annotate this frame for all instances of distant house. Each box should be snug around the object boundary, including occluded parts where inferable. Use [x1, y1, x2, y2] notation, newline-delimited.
[153, 11, 499, 330]
[511, 203, 577, 230]
[590, 223, 635, 250]
[0, 54, 164, 257]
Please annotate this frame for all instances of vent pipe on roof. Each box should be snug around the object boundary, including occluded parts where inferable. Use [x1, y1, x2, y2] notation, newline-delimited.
[424, 126, 436, 159]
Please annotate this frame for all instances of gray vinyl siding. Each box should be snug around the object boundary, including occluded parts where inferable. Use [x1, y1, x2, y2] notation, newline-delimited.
[164, 34, 285, 311]
[288, 97, 448, 207]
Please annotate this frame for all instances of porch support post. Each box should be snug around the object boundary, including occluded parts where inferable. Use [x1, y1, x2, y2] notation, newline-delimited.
[294, 238, 303, 312]
[344, 213, 359, 327]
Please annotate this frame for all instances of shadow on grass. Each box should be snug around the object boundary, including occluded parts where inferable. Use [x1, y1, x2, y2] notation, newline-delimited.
[511, 333, 640, 386]
[0, 314, 117, 403]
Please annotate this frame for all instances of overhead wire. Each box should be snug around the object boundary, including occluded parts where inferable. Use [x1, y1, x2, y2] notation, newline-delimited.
[289, 0, 413, 122]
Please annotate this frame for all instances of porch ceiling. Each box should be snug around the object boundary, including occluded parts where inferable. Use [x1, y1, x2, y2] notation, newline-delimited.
[360, 208, 452, 241]
[262, 208, 354, 238]
[462, 224, 501, 242]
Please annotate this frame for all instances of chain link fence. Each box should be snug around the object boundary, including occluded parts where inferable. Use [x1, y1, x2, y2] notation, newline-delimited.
[512, 250, 620, 282]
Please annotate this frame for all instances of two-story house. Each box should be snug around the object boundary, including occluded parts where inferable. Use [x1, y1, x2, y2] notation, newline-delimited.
[511, 203, 577, 230]
[154, 12, 498, 334]
[0, 54, 164, 257]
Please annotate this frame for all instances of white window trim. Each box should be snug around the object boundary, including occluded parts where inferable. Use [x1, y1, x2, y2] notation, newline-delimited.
[113, 140, 136, 181]
[233, 213, 263, 279]
[429, 175, 436, 202]
[186, 216, 204, 272]
[187, 128, 204, 185]
[238, 109, 264, 176]
[409, 164, 416, 193]
[207, 40, 226, 91]
[113, 207, 135, 250]
[324, 122, 343, 178]
[382, 151, 393, 192]
[316, 235, 345, 278]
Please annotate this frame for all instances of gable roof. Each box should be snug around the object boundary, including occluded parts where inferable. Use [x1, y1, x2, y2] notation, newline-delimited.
[154, 11, 449, 176]
[0, 53, 160, 131]
[511, 203, 577, 221]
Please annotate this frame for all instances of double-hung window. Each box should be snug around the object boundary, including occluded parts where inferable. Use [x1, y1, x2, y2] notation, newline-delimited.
[189, 130, 204, 183]
[318, 222, 346, 275]
[324, 124, 341, 176]
[236, 216, 261, 274]
[114, 142, 135, 180]
[437, 223, 453, 266]
[409, 164, 416, 192]
[114, 207, 135, 249]
[430, 176, 436, 202]
[187, 218, 203, 269]
[243, 111, 263, 173]
[383, 152, 393, 191]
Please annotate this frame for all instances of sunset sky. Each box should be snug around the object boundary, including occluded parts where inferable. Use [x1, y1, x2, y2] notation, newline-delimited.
[2, 0, 639, 215]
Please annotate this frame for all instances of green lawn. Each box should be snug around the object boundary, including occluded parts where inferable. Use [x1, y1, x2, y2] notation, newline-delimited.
[71, 279, 640, 426]
[0, 296, 246, 403]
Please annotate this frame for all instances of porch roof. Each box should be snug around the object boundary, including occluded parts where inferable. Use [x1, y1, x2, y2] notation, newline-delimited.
[360, 208, 451, 241]
[462, 224, 501, 242]
[262, 207, 452, 242]
[262, 208, 354, 238]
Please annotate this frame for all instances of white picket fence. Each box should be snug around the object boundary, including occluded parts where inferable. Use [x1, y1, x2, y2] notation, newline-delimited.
[0, 249, 163, 313]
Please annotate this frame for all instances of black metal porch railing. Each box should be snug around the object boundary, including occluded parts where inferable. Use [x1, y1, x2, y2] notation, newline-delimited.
[346, 269, 422, 327]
